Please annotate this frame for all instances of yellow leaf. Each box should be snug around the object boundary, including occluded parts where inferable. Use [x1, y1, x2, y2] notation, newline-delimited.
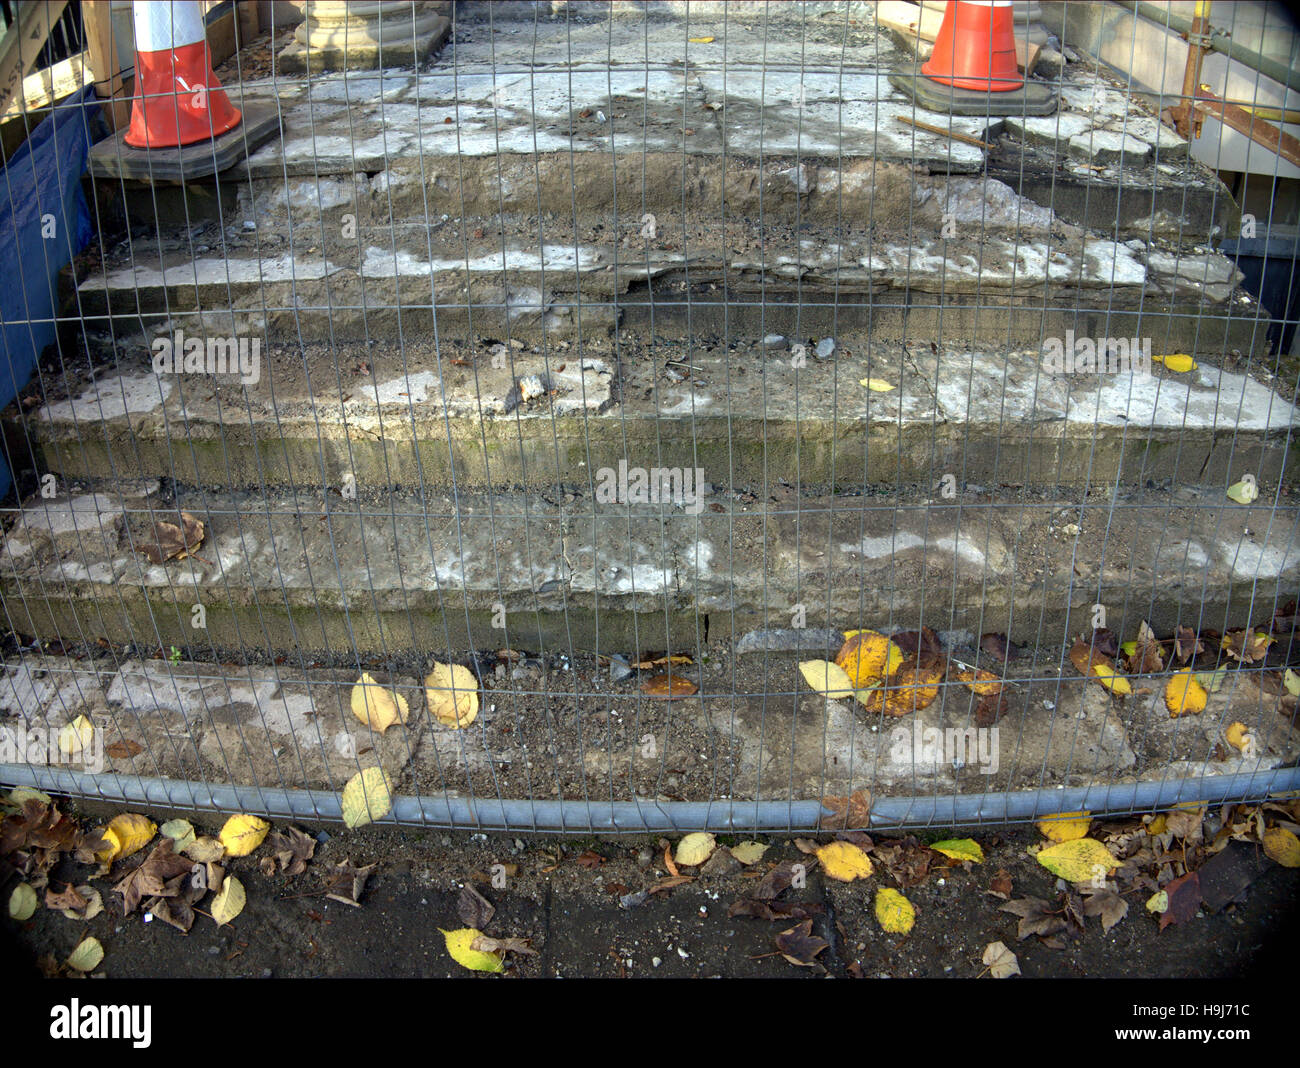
[1036, 838, 1119, 883]
[1146, 814, 1168, 835]
[1226, 478, 1259, 504]
[730, 841, 768, 866]
[66, 936, 104, 973]
[218, 814, 269, 857]
[929, 838, 984, 863]
[1164, 668, 1207, 717]
[688, 35, 715, 43]
[441, 927, 505, 973]
[816, 840, 874, 881]
[57, 714, 95, 756]
[341, 766, 393, 828]
[835, 631, 905, 687]
[1145, 890, 1168, 913]
[424, 662, 479, 729]
[8, 883, 37, 921]
[96, 813, 157, 864]
[674, 832, 716, 867]
[859, 377, 896, 392]
[1225, 722, 1251, 751]
[1091, 663, 1132, 695]
[1262, 827, 1300, 868]
[1283, 668, 1300, 697]
[211, 876, 246, 926]
[1152, 352, 1197, 372]
[798, 659, 856, 700]
[875, 887, 915, 934]
[350, 672, 410, 734]
[1037, 812, 1091, 843]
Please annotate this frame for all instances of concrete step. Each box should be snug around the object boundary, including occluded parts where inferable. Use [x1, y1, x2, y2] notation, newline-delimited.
[6, 648, 1297, 804]
[15, 333, 1295, 493]
[104, 14, 1233, 244]
[1, 481, 1295, 658]
[71, 220, 1265, 353]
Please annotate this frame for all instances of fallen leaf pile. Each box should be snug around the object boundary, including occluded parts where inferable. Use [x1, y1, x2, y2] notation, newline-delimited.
[800, 625, 1007, 725]
[1067, 614, 1295, 721]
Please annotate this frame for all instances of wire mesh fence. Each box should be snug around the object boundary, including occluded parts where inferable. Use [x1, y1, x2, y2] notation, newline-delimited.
[0, 0, 1297, 833]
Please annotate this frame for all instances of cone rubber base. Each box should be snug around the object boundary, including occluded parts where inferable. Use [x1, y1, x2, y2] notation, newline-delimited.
[89, 102, 282, 183]
[890, 68, 1057, 117]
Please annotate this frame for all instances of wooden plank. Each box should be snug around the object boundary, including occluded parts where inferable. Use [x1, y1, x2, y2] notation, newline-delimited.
[875, 1, 944, 46]
[1, 49, 92, 119]
[0, 0, 71, 116]
[83, 0, 128, 130]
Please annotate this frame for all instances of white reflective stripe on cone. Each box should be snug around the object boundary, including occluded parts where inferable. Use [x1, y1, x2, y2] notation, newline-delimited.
[133, 0, 207, 53]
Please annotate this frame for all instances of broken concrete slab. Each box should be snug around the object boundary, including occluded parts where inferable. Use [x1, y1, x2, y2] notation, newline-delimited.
[20, 332, 1295, 495]
[2, 482, 1296, 657]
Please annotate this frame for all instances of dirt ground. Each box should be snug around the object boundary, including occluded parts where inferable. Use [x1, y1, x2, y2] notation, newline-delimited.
[3, 802, 1296, 981]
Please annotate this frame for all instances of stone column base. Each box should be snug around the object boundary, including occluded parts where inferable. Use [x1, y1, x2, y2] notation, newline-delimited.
[278, 1, 451, 73]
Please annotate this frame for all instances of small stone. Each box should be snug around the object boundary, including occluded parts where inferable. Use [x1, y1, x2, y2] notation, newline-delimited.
[652, 956, 662, 967]
[815, 337, 838, 360]
[636, 846, 654, 869]
[700, 849, 742, 879]
[518, 374, 547, 401]
[509, 338, 525, 350]
[762, 334, 789, 351]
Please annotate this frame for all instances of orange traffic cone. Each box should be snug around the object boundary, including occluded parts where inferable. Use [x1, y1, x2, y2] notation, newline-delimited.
[922, 1, 1024, 93]
[125, 0, 241, 149]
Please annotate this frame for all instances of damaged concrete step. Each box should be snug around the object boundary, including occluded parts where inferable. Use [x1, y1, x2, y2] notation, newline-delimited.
[5, 637, 1297, 802]
[71, 220, 1267, 354]
[1, 482, 1295, 658]
[16, 336, 1296, 493]
[159, 18, 1235, 244]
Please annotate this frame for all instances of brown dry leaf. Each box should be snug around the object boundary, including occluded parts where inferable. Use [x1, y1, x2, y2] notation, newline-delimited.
[728, 898, 824, 921]
[975, 691, 1009, 727]
[632, 654, 693, 670]
[1126, 620, 1165, 675]
[140, 512, 206, 564]
[470, 934, 538, 957]
[891, 626, 944, 659]
[988, 869, 1013, 900]
[982, 940, 1020, 978]
[574, 850, 605, 869]
[819, 789, 872, 830]
[1069, 639, 1131, 696]
[867, 658, 942, 715]
[1222, 629, 1273, 664]
[269, 826, 315, 876]
[104, 739, 143, 760]
[1174, 625, 1205, 664]
[113, 840, 196, 916]
[641, 673, 697, 699]
[458, 884, 495, 929]
[323, 858, 376, 907]
[1000, 897, 1066, 941]
[1157, 871, 1202, 931]
[1082, 887, 1129, 933]
[774, 919, 828, 969]
[648, 874, 694, 894]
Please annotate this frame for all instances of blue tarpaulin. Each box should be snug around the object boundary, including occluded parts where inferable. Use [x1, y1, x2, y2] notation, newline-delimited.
[0, 86, 99, 500]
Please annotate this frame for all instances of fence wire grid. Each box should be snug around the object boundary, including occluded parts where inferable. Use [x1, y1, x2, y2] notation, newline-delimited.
[0, 0, 1297, 833]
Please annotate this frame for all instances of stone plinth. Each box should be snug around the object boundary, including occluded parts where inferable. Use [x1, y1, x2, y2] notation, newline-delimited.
[278, 1, 450, 72]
